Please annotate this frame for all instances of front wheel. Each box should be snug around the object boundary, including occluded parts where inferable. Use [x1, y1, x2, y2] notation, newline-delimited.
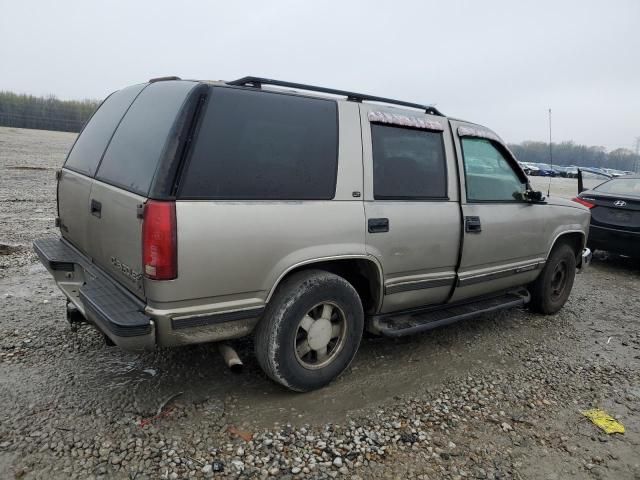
[529, 243, 577, 314]
[255, 270, 364, 392]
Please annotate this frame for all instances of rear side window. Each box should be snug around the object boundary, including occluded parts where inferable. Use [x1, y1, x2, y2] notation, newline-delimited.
[64, 84, 144, 176]
[96, 81, 197, 196]
[371, 124, 447, 199]
[179, 87, 338, 200]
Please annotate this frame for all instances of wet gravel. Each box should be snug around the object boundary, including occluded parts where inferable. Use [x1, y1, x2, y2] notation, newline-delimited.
[1, 127, 639, 479]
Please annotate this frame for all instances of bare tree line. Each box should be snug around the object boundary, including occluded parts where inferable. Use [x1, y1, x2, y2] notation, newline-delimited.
[509, 141, 640, 172]
[0, 91, 99, 133]
[0, 90, 637, 172]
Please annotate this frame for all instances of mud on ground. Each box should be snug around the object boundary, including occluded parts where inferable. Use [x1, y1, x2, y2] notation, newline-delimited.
[0, 127, 639, 479]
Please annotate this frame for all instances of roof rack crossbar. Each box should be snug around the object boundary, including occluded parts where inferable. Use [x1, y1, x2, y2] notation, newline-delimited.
[227, 76, 444, 116]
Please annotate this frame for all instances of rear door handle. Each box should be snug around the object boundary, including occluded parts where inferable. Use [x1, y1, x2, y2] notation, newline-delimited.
[465, 216, 481, 233]
[368, 218, 389, 233]
[90, 199, 102, 218]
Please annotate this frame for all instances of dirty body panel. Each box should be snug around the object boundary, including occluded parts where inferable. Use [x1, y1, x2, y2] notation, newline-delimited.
[448, 120, 588, 302]
[37, 77, 592, 355]
[359, 104, 462, 313]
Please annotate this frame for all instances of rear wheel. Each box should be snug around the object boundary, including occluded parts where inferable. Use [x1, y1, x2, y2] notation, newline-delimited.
[529, 243, 577, 314]
[255, 270, 364, 392]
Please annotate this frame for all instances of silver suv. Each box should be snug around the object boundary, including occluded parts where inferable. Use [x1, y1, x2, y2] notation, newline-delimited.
[34, 76, 592, 391]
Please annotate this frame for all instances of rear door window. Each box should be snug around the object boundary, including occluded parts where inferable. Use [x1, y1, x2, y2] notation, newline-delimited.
[179, 87, 338, 200]
[95, 81, 197, 196]
[64, 84, 144, 176]
[371, 124, 447, 199]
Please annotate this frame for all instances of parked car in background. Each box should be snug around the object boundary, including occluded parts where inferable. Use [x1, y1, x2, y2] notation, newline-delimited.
[531, 163, 557, 177]
[519, 162, 540, 176]
[575, 173, 639, 257]
[555, 166, 579, 178]
[34, 76, 592, 391]
[567, 167, 579, 178]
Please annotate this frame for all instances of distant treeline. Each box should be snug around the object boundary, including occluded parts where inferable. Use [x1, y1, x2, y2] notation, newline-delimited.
[0, 91, 99, 133]
[0, 90, 638, 172]
[509, 141, 639, 172]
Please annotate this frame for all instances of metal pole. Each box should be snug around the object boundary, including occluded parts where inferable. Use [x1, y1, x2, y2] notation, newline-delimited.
[548, 108, 553, 196]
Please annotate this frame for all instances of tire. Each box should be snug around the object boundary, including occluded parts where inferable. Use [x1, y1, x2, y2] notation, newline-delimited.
[255, 270, 364, 392]
[529, 243, 577, 314]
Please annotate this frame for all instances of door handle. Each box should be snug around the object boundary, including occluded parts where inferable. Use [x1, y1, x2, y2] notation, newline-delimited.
[465, 216, 481, 233]
[368, 218, 389, 233]
[90, 199, 102, 218]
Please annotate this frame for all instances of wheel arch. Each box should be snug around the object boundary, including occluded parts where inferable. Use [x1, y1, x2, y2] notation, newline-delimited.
[266, 256, 384, 315]
[548, 230, 585, 259]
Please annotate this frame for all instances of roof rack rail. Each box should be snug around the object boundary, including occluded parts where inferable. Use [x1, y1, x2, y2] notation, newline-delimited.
[149, 76, 181, 83]
[227, 76, 444, 116]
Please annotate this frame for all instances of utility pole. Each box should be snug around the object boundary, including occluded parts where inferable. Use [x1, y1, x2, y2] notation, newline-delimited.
[547, 108, 553, 197]
[635, 137, 640, 172]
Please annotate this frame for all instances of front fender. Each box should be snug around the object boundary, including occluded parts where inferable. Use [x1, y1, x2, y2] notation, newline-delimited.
[544, 199, 590, 258]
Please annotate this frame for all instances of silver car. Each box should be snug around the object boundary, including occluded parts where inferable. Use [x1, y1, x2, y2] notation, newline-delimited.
[34, 76, 592, 391]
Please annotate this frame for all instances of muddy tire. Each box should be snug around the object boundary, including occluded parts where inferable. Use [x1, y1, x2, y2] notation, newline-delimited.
[529, 243, 577, 314]
[255, 270, 364, 392]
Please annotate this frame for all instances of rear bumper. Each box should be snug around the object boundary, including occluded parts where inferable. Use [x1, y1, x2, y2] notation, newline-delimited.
[33, 237, 155, 351]
[577, 247, 592, 273]
[33, 236, 262, 350]
[588, 225, 639, 257]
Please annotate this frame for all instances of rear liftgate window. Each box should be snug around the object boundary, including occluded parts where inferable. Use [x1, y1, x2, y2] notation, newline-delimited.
[95, 81, 197, 196]
[64, 84, 145, 177]
[179, 87, 339, 200]
[371, 124, 447, 199]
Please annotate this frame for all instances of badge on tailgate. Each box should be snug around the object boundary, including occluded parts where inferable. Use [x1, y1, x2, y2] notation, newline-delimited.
[110, 256, 143, 284]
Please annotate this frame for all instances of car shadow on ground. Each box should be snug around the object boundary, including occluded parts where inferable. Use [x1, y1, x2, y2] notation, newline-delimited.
[591, 250, 640, 274]
[69, 304, 539, 429]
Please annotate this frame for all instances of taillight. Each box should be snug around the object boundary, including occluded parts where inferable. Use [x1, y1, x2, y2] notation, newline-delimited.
[142, 200, 177, 280]
[572, 197, 595, 209]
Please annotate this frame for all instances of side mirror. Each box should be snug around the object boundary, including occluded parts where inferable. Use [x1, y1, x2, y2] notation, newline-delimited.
[515, 190, 545, 203]
[526, 190, 545, 202]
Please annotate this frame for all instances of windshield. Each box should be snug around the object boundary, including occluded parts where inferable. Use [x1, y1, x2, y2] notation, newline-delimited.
[536, 163, 552, 169]
[594, 178, 640, 197]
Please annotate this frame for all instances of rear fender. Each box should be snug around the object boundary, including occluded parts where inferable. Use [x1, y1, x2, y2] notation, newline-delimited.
[266, 255, 385, 313]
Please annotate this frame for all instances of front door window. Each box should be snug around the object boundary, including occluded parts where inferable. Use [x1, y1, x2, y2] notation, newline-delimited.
[461, 138, 526, 202]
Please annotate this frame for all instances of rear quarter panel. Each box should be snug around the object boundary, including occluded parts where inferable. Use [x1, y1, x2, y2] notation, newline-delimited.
[146, 201, 366, 310]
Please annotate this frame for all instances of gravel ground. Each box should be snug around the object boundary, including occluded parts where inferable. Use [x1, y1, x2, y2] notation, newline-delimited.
[1, 127, 639, 479]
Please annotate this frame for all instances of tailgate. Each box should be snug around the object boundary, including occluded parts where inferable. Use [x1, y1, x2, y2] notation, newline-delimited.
[87, 181, 146, 297]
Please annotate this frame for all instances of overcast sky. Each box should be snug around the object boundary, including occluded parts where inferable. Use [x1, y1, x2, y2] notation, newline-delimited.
[1, 0, 638, 150]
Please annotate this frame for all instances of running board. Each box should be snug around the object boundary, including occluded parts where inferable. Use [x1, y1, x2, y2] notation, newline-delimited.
[370, 289, 530, 337]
